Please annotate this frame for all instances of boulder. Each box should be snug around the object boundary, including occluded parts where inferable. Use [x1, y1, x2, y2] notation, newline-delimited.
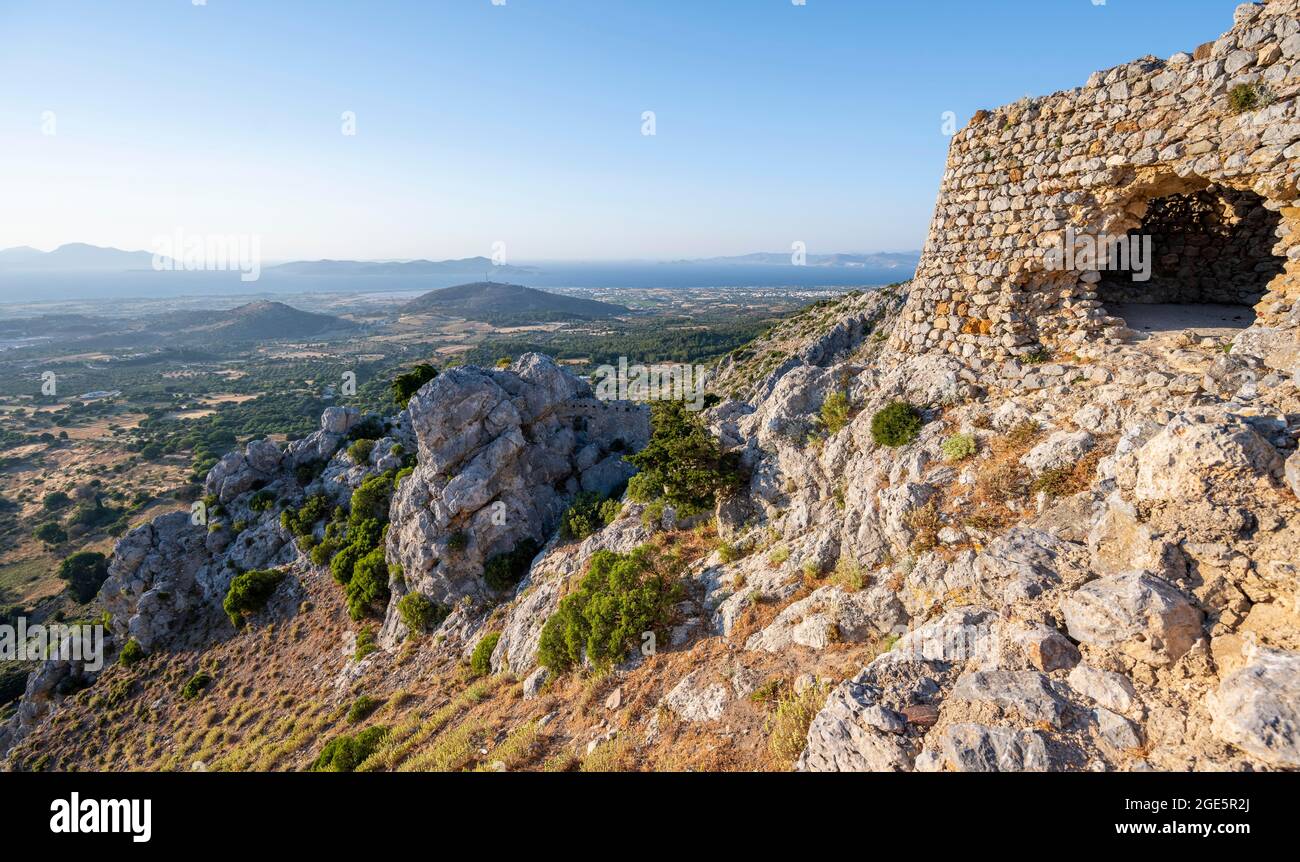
[1207, 647, 1300, 768]
[744, 585, 905, 653]
[1068, 664, 1140, 716]
[1010, 623, 1081, 672]
[1132, 413, 1283, 505]
[797, 673, 914, 772]
[662, 669, 729, 722]
[949, 670, 1071, 727]
[1022, 430, 1095, 474]
[937, 723, 1051, 772]
[1061, 572, 1203, 667]
[386, 355, 649, 619]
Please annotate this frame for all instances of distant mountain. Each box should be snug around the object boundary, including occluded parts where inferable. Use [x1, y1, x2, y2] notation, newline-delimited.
[400, 282, 628, 325]
[677, 251, 922, 269]
[153, 301, 361, 342]
[270, 257, 537, 278]
[0, 243, 159, 271]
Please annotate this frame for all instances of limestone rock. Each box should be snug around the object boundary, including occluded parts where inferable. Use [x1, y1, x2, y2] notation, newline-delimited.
[1133, 413, 1283, 505]
[949, 670, 1071, 728]
[1022, 430, 1095, 474]
[385, 354, 648, 625]
[1061, 572, 1203, 667]
[744, 585, 905, 653]
[662, 669, 729, 722]
[1068, 664, 1140, 716]
[938, 723, 1051, 773]
[1207, 647, 1300, 768]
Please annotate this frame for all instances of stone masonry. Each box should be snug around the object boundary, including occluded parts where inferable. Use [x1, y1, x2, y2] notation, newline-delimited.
[893, 1, 1300, 364]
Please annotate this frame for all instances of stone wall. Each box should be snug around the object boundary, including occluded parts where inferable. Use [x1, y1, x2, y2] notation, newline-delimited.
[1097, 185, 1285, 307]
[894, 0, 1300, 362]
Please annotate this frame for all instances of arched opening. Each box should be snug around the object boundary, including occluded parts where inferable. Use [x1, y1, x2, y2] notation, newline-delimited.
[1097, 184, 1285, 337]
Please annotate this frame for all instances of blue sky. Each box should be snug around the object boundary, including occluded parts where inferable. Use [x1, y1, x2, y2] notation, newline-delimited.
[0, 0, 1243, 262]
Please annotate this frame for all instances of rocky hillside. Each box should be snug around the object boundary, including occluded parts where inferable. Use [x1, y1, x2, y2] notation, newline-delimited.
[2, 278, 1297, 772]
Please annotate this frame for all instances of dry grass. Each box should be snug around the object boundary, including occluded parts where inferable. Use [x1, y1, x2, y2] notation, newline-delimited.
[1030, 445, 1108, 498]
[397, 719, 484, 772]
[965, 420, 1042, 529]
[580, 736, 635, 772]
[474, 720, 540, 771]
[764, 681, 831, 768]
[906, 500, 942, 553]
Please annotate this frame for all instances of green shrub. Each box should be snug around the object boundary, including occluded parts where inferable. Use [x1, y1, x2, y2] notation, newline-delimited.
[346, 547, 390, 621]
[248, 489, 276, 513]
[281, 494, 331, 538]
[294, 459, 327, 485]
[42, 491, 72, 511]
[347, 417, 384, 443]
[346, 694, 382, 724]
[119, 638, 145, 667]
[222, 568, 286, 627]
[349, 471, 395, 527]
[330, 541, 363, 585]
[537, 546, 683, 675]
[354, 626, 379, 661]
[483, 538, 540, 592]
[560, 492, 619, 541]
[309, 725, 390, 772]
[397, 592, 447, 633]
[311, 537, 342, 567]
[820, 391, 852, 434]
[391, 364, 439, 408]
[447, 531, 469, 552]
[471, 632, 501, 677]
[1022, 348, 1051, 365]
[1229, 82, 1270, 114]
[598, 498, 623, 525]
[626, 400, 739, 517]
[941, 433, 977, 463]
[870, 401, 923, 448]
[180, 670, 212, 701]
[57, 551, 110, 603]
[33, 522, 67, 547]
[347, 438, 375, 465]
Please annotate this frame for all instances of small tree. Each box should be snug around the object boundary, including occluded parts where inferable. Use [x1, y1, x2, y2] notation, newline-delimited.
[223, 569, 286, 627]
[58, 551, 109, 603]
[33, 521, 68, 547]
[391, 364, 439, 408]
[626, 401, 738, 516]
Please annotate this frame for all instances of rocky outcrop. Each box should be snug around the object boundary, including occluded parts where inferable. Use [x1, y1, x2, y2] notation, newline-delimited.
[382, 354, 648, 642]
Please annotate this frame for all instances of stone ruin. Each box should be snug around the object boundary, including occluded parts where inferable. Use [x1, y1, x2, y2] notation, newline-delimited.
[893, 0, 1300, 371]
